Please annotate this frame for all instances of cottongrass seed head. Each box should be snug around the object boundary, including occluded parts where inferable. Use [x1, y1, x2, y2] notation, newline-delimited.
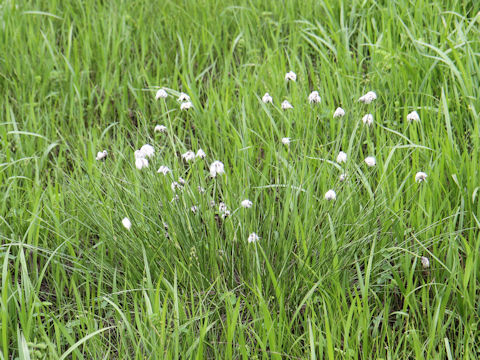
[415, 171, 428, 183]
[154, 125, 167, 133]
[178, 92, 190, 102]
[421, 256, 430, 268]
[209, 160, 225, 177]
[285, 71, 297, 81]
[182, 151, 196, 162]
[281, 100, 293, 110]
[155, 88, 168, 99]
[96, 150, 107, 161]
[157, 165, 171, 175]
[358, 91, 377, 104]
[196, 149, 206, 159]
[122, 217, 132, 230]
[407, 111, 420, 122]
[281, 137, 291, 146]
[241, 199, 253, 208]
[339, 173, 347, 182]
[140, 144, 155, 158]
[362, 114, 374, 126]
[308, 91, 321, 104]
[324, 189, 336, 201]
[336, 151, 347, 164]
[262, 92, 273, 104]
[333, 107, 345, 118]
[248, 232, 260, 243]
[365, 156, 376, 167]
[135, 158, 149, 170]
[180, 101, 193, 110]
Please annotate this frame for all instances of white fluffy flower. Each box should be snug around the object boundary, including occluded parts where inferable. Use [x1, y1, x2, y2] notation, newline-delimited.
[190, 206, 198, 214]
[178, 177, 186, 186]
[333, 107, 345, 118]
[262, 92, 273, 104]
[196, 149, 206, 159]
[248, 232, 260, 243]
[336, 151, 347, 164]
[407, 111, 420, 122]
[358, 91, 377, 104]
[362, 114, 373, 126]
[122, 217, 132, 230]
[339, 173, 347, 182]
[218, 202, 227, 213]
[308, 91, 321, 104]
[157, 165, 171, 175]
[221, 210, 231, 219]
[135, 158, 149, 170]
[178, 92, 190, 102]
[154, 125, 167, 133]
[241, 199, 253, 208]
[180, 101, 193, 110]
[324, 189, 336, 201]
[155, 88, 168, 99]
[96, 150, 108, 161]
[281, 100, 293, 110]
[182, 151, 196, 161]
[420, 256, 430, 269]
[140, 144, 155, 158]
[415, 171, 427, 183]
[364, 156, 376, 167]
[281, 137, 291, 145]
[285, 71, 297, 82]
[209, 160, 225, 177]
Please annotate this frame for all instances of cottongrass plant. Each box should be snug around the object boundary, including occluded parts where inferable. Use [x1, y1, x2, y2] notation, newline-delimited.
[4, 1, 478, 359]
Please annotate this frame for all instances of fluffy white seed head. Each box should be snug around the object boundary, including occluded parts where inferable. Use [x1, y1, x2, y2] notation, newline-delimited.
[362, 114, 374, 126]
[364, 156, 376, 167]
[180, 101, 193, 110]
[135, 157, 149, 170]
[157, 165, 171, 175]
[262, 92, 273, 104]
[308, 91, 321, 104]
[196, 149, 206, 159]
[155, 88, 168, 99]
[154, 125, 167, 133]
[178, 92, 190, 102]
[198, 186, 205, 194]
[248, 232, 260, 243]
[324, 189, 336, 201]
[218, 202, 227, 213]
[407, 111, 420, 122]
[182, 151, 196, 162]
[241, 199, 253, 208]
[171, 181, 182, 192]
[336, 151, 347, 164]
[140, 144, 155, 158]
[281, 137, 291, 145]
[285, 71, 297, 81]
[190, 206, 198, 214]
[281, 100, 293, 110]
[209, 160, 225, 177]
[221, 210, 231, 219]
[333, 107, 345, 118]
[178, 177, 186, 186]
[339, 173, 347, 182]
[122, 217, 132, 230]
[358, 91, 377, 104]
[421, 256, 430, 269]
[96, 150, 108, 161]
[415, 171, 427, 183]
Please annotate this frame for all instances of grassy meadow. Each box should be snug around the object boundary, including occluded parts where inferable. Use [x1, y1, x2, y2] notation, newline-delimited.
[1, 0, 480, 358]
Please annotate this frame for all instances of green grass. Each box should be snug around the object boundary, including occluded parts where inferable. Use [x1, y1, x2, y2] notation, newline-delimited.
[1, 0, 480, 358]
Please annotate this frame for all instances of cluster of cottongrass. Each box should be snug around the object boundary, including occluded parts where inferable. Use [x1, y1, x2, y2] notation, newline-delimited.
[96, 73, 430, 265]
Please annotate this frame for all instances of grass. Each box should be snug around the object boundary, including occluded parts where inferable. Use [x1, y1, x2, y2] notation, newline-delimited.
[1, 0, 480, 358]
